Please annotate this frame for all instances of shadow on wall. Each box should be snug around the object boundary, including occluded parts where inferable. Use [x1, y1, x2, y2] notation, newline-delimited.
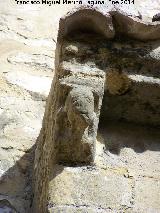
[0, 126, 159, 212]
[0, 142, 66, 213]
[0, 145, 35, 213]
[98, 120, 160, 155]
[0, 122, 160, 212]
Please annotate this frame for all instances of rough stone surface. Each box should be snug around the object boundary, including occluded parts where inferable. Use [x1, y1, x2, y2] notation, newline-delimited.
[134, 177, 160, 212]
[49, 165, 133, 210]
[0, 1, 160, 213]
[0, 1, 56, 212]
[33, 4, 160, 213]
[105, 68, 131, 95]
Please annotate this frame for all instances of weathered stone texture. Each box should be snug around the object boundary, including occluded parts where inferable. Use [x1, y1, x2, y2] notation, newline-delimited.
[33, 4, 160, 213]
[49, 165, 132, 210]
[105, 68, 131, 95]
[0, 0, 160, 212]
[134, 177, 160, 213]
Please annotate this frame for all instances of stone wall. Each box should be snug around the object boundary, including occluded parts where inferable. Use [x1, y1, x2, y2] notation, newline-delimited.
[33, 5, 160, 213]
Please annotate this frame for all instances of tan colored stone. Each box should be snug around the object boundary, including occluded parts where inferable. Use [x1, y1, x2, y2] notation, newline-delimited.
[134, 177, 160, 212]
[49, 165, 132, 210]
[105, 69, 131, 95]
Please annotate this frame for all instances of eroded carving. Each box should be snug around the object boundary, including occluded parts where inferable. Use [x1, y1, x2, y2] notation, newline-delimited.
[56, 86, 97, 164]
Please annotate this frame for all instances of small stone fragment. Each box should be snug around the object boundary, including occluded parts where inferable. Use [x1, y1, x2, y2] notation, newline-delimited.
[64, 44, 79, 54]
[152, 13, 160, 22]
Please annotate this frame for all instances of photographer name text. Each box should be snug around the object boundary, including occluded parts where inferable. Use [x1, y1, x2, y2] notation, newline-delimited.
[15, 0, 135, 6]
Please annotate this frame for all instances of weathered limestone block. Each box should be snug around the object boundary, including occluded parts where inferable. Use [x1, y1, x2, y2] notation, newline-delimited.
[48, 165, 132, 212]
[52, 61, 105, 165]
[57, 86, 97, 164]
[33, 58, 105, 212]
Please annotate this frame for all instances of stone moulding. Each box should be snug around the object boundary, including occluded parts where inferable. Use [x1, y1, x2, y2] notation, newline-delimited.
[33, 5, 160, 213]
